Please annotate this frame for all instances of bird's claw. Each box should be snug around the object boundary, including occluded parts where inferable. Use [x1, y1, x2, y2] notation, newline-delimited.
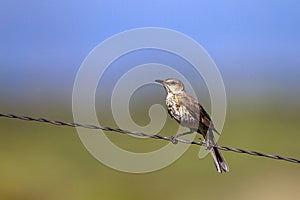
[205, 142, 213, 150]
[170, 136, 178, 144]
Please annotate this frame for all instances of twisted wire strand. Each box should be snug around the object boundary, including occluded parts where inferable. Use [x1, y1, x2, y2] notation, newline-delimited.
[1, 113, 299, 164]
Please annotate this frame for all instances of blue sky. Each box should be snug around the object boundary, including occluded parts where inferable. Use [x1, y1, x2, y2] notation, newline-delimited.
[1, 0, 300, 108]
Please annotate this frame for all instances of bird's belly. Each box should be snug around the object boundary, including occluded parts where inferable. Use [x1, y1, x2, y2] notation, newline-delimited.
[166, 98, 199, 129]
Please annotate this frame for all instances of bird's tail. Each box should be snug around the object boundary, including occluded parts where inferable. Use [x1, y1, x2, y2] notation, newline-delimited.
[206, 130, 229, 173]
[210, 146, 229, 173]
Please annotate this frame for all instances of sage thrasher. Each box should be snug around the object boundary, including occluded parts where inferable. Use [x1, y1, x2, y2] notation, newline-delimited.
[155, 78, 229, 173]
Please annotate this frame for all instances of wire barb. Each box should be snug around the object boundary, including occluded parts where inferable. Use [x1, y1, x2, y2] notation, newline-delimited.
[1, 113, 300, 164]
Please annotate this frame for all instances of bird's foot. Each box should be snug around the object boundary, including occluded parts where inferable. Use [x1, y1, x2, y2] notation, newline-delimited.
[205, 141, 213, 150]
[170, 135, 178, 144]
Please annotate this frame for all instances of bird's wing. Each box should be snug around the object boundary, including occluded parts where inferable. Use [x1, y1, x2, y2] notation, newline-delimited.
[177, 94, 212, 132]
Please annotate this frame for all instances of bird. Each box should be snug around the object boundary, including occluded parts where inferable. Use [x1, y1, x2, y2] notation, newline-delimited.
[155, 78, 229, 173]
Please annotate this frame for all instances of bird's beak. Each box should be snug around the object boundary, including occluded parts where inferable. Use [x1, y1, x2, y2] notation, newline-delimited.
[155, 80, 164, 84]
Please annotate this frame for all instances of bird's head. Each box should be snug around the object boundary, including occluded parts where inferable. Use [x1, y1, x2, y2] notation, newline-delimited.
[155, 78, 185, 94]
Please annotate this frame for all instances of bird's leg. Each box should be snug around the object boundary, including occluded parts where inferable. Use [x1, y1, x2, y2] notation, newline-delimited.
[170, 129, 195, 144]
[204, 130, 215, 150]
[176, 129, 195, 138]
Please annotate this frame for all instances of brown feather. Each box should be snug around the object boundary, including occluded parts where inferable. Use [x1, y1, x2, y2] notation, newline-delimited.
[158, 78, 229, 173]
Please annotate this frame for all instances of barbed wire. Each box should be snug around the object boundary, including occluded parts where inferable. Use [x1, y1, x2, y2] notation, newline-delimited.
[1, 113, 300, 164]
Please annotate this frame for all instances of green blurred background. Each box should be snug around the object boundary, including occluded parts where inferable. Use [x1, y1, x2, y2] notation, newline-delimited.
[1, 1, 300, 200]
[2, 99, 300, 200]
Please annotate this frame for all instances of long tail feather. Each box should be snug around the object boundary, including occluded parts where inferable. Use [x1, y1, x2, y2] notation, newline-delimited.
[206, 129, 229, 173]
[210, 147, 229, 173]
